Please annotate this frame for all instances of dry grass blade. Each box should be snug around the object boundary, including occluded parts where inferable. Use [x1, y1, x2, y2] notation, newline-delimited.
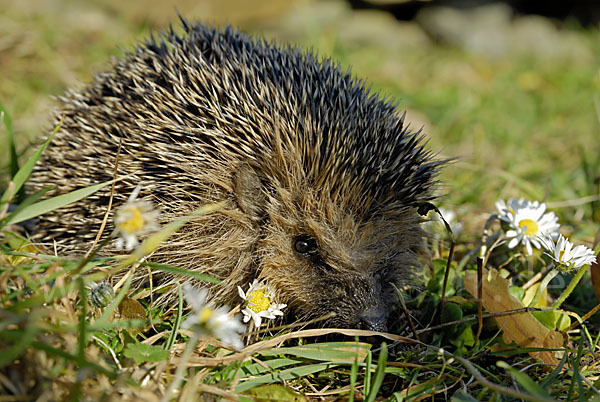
[186, 328, 420, 367]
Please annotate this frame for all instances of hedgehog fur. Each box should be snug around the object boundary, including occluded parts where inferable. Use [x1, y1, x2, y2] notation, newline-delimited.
[29, 20, 442, 331]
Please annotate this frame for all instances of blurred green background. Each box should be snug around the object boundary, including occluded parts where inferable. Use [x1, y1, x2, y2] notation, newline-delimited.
[2, 0, 599, 238]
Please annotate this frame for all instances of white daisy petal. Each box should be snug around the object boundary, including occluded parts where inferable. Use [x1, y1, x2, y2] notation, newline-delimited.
[537, 233, 554, 252]
[505, 230, 518, 238]
[237, 286, 246, 299]
[524, 241, 533, 256]
[238, 279, 286, 328]
[182, 284, 209, 311]
[253, 313, 262, 328]
[508, 237, 520, 249]
[538, 233, 597, 271]
[182, 284, 245, 350]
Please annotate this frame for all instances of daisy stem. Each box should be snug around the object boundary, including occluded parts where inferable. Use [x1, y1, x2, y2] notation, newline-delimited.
[551, 264, 588, 309]
[161, 331, 200, 402]
[479, 215, 499, 259]
[528, 268, 559, 307]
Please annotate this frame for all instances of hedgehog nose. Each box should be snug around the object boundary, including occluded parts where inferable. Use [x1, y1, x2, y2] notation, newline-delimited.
[359, 306, 388, 332]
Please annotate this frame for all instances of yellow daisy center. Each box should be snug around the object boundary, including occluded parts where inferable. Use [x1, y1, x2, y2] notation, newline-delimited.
[518, 219, 538, 236]
[118, 207, 145, 234]
[198, 307, 215, 324]
[247, 290, 270, 313]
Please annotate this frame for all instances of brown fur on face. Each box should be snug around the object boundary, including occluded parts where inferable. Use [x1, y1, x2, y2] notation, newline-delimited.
[257, 187, 425, 330]
[28, 21, 442, 330]
[232, 157, 426, 330]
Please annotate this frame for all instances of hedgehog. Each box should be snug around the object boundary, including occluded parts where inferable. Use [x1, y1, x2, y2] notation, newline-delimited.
[28, 20, 442, 331]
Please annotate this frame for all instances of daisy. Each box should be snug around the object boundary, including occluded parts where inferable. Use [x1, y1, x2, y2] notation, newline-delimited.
[182, 283, 245, 350]
[495, 198, 527, 221]
[495, 198, 559, 255]
[238, 279, 286, 328]
[537, 233, 596, 272]
[114, 185, 160, 251]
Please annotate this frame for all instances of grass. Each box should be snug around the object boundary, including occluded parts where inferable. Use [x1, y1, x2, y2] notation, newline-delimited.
[2, 1, 600, 400]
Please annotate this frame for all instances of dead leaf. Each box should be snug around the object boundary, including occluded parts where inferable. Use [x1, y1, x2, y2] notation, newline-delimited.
[117, 296, 146, 320]
[464, 268, 564, 366]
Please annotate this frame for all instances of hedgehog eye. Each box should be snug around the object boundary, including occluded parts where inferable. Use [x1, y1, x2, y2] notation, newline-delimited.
[293, 235, 318, 255]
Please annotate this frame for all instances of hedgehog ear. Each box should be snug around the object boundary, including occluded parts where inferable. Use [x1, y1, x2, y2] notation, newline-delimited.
[233, 164, 267, 222]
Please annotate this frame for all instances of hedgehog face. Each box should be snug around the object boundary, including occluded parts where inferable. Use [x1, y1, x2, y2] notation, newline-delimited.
[235, 165, 424, 330]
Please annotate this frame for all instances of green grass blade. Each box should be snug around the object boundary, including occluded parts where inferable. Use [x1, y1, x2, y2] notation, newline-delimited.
[86, 319, 159, 331]
[115, 201, 226, 269]
[0, 120, 59, 207]
[4, 178, 115, 225]
[497, 361, 552, 398]
[0, 261, 88, 305]
[77, 278, 87, 361]
[0, 325, 116, 379]
[540, 352, 568, 388]
[239, 358, 303, 377]
[0, 104, 19, 184]
[364, 350, 372, 396]
[0, 326, 37, 368]
[259, 342, 371, 363]
[143, 262, 221, 284]
[0, 186, 51, 229]
[349, 353, 359, 402]
[568, 337, 586, 402]
[165, 283, 184, 351]
[448, 392, 480, 401]
[235, 363, 334, 393]
[366, 342, 388, 402]
[31, 340, 117, 379]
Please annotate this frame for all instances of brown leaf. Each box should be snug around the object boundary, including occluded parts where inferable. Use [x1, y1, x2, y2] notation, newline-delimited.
[464, 268, 564, 366]
[117, 296, 146, 320]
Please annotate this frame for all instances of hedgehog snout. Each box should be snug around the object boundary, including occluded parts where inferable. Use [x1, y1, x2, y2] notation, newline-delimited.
[359, 304, 388, 332]
[355, 272, 390, 332]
